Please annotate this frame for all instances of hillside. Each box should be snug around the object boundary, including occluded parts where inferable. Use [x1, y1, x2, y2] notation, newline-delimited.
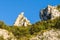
[30, 29, 60, 40]
[0, 5, 60, 40]
[0, 17, 60, 40]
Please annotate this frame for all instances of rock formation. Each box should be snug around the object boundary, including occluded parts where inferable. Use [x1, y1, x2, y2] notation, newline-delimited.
[30, 29, 60, 40]
[14, 12, 31, 27]
[0, 29, 16, 40]
[40, 5, 60, 20]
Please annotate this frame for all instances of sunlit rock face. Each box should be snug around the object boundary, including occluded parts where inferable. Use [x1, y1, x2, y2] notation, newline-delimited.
[14, 12, 31, 27]
[40, 5, 60, 20]
[0, 29, 16, 40]
[30, 29, 60, 40]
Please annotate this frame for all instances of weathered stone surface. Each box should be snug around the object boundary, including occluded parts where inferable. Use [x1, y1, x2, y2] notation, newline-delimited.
[0, 29, 16, 40]
[14, 12, 31, 27]
[30, 29, 60, 40]
[40, 5, 60, 20]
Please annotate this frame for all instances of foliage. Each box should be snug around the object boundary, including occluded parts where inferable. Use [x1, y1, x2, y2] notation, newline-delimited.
[0, 36, 4, 40]
[57, 5, 60, 11]
[0, 17, 60, 40]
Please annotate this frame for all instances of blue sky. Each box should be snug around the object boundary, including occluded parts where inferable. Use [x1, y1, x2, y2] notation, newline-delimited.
[0, 0, 60, 25]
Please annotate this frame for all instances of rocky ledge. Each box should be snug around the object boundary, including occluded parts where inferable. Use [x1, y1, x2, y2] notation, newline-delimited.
[30, 29, 60, 40]
[0, 29, 17, 40]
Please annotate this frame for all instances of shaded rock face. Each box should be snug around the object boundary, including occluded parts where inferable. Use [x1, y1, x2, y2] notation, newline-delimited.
[40, 5, 60, 20]
[14, 12, 31, 27]
[30, 29, 60, 40]
[0, 29, 16, 40]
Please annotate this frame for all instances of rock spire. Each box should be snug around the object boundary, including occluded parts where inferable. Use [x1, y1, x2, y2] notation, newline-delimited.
[14, 12, 31, 27]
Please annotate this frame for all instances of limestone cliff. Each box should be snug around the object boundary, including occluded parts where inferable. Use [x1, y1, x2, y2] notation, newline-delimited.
[14, 12, 31, 27]
[40, 5, 60, 20]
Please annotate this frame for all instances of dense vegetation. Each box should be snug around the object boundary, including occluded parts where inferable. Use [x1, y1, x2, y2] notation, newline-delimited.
[0, 17, 60, 40]
[57, 5, 60, 11]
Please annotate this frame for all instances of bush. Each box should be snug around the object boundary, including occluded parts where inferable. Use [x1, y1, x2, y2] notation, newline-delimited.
[0, 36, 4, 40]
[57, 5, 60, 11]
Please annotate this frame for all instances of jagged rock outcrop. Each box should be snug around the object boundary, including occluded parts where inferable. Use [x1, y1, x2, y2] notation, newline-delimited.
[40, 5, 60, 20]
[0, 29, 17, 40]
[30, 29, 60, 40]
[14, 12, 31, 27]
